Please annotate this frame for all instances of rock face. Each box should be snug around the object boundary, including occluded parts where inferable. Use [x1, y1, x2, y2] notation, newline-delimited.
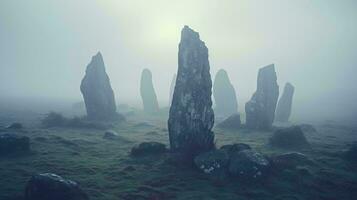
[25, 173, 88, 200]
[269, 126, 310, 149]
[245, 64, 279, 129]
[0, 133, 30, 155]
[169, 74, 177, 106]
[80, 52, 118, 121]
[275, 82, 295, 122]
[168, 26, 215, 159]
[140, 68, 160, 113]
[213, 69, 238, 118]
[216, 114, 241, 130]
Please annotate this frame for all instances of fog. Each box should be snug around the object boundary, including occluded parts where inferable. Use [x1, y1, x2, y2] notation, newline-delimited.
[0, 0, 356, 123]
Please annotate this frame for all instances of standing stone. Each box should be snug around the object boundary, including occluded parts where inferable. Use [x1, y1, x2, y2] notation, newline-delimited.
[140, 68, 160, 113]
[245, 64, 279, 129]
[80, 52, 118, 120]
[169, 73, 177, 106]
[168, 26, 215, 159]
[275, 82, 295, 122]
[213, 69, 238, 118]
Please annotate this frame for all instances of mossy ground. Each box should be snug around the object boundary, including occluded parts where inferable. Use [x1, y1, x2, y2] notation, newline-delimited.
[0, 111, 356, 200]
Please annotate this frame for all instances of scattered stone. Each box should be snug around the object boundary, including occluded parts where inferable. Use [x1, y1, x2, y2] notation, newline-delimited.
[216, 114, 241, 130]
[7, 122, 23, 129]
[25, 173, 88, 200]
[271, 152, 314, 169]
[344, 143, 357, 162]
[131, 142, 167, 156]
[169, 73, 177, 106]
[140, 68, 160, 113]
[220, 143, 251, 157]
[103, 130, 119, 139]
[275, 82, 295, 122]
[245, 64, 279, 130]
[228, 149, 270, 179]
[299, 124, 317, 133]
[168, 26, 215, 159]
[269, 126, 310, 149]
[194, 149, 229, 175]
[213, 69, 238, 118]
[0, 133, 30, 155]
[80, 52, 122, 121]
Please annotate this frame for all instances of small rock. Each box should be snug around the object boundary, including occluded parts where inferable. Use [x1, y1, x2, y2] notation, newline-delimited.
[25, 173, 89, 200]
[0, 133, 30, 155]
[220, 143, 251, 157]
[194, 149, 229, 175]
[271, 152, 314, 169]
[7, 122, 23, 129]
[103, 130, 119, 139]
[269, 126, 310, 149]
[228, 150, 270, 180]
[131, 142, 167, 156]
[216, 114, 241, 130]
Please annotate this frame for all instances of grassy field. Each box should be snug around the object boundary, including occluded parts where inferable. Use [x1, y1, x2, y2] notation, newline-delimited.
[0, 111, 356, 200]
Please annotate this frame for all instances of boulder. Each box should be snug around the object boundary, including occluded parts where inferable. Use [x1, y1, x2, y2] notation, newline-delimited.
[25, 173, 88, 200]
[216, 114, 241, 130]
[169, 73, 177, 107]
[269, 126, 310, 149]
[131, 142, 167, 156]
[194, 149, 229, 175]
[168, 26, 215, 159]
[220, 143, 251, 157]
[271, 152, 314, 169]
[0, 133, 30, 155]
[228, 149, 270, 179]
[80, 52, 122, 121]
[103, 130, 119, 139]
[275, 83, 295, 122]
[213, 69, 238, 118]
[245, 64, 279, 130]
[7, 122, 23, 129]
[140, 68, 160, 113]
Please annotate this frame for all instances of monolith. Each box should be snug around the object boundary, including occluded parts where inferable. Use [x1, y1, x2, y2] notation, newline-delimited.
[140, 68, 159, 113]
[169, 73, 177, 106]
[245, 64, 279, 129]
[80, 52, 117, 120]
[275, 82, 295, 122]
[213, 69, 238, 118]
[168, 26, 215, 159]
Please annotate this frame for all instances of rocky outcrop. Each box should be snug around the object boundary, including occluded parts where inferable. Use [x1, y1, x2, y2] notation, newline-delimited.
[0, 133, 30, 155]
[269, 126, 310, 149]
[275, 82, 295, 122]
[169, 74, 177, 107]
[80, 52, 119, 121]
[213, 69, 238, 118]
[168, 26, 215, 159]
[216, 114, 241, 130]
[245, 64, 279, 129]
[140, 69, 160, 113]
[25, 173, 88, 200]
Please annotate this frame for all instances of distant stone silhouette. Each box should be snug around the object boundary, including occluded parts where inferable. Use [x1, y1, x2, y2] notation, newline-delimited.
[213, 69, 238, 118]
[168, 26, 215, 159]
[275, 82, 295, 122]
[245, 64, 279, 129]
[140, 68, 159, 113]
[169, 73, 177, 106]
[80, 52, 118, 120]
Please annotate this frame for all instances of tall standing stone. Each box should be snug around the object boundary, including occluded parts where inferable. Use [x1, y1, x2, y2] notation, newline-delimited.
[168, 26, 215, 159]
[169, 73, 177, 106]
[245, 64, 279, 129]
[213, 69, 238, 118]
[140, 68, 160, 113]
[80, 52, 118, 120]
[275, 82, 295, 122]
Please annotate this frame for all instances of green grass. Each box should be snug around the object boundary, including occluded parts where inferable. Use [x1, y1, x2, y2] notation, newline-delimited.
[0, 112, 356, 200]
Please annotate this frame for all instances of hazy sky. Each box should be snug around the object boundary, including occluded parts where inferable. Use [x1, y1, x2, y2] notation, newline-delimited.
[0, 0, 356, 121]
